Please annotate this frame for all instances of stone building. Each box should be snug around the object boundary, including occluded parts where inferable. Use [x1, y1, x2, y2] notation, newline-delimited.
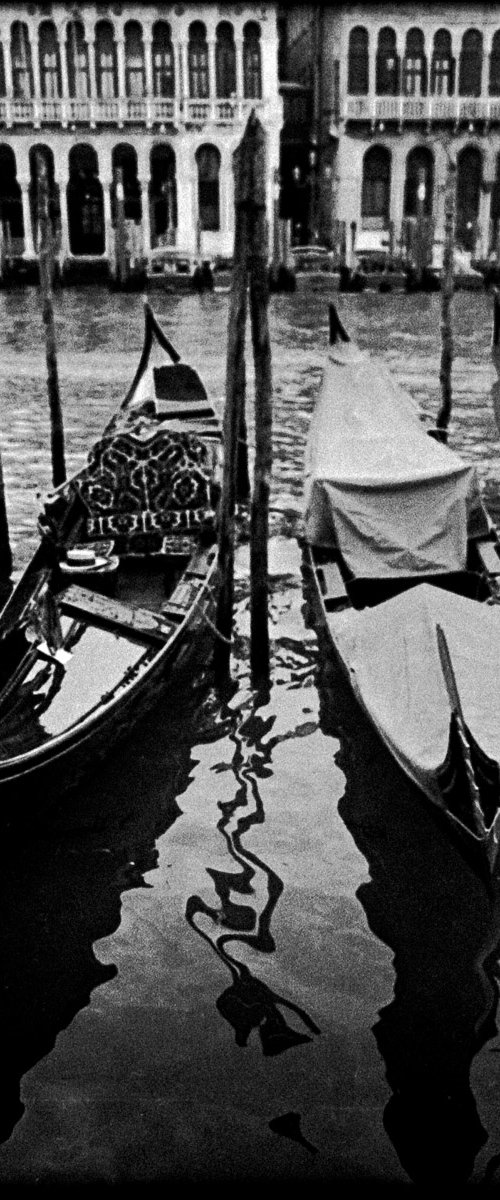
[0, 2, 282, 272]
[282, 3, 500, 260]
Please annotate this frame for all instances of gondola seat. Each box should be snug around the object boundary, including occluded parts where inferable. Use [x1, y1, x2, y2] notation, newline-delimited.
[71, 419, 219, 555]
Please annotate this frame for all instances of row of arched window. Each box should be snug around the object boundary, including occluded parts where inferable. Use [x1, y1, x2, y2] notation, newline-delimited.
[1, 19, 262, 101]
[362, 143, 490, 246]
[0, 139, 225, 254]
[348, 26, 500, 97]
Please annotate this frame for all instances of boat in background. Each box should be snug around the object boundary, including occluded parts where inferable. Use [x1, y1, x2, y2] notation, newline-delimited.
[0, 300, 222, 813]
[302, 302, 500, 876]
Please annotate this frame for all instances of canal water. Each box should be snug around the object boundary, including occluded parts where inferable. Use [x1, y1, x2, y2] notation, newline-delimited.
[1, 284, 500, 1187]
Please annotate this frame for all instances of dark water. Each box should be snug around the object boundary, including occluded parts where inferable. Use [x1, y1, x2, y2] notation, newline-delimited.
[1, 285, 500, 1186]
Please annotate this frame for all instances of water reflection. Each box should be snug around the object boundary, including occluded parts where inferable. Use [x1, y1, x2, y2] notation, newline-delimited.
[0, 673, 211, 1147]
[186, 666, 320, 1057]
[313, 622, 500, 1187]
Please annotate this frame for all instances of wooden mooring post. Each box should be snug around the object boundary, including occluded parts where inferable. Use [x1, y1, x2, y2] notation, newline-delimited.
[37, 153, 66, 487]
[436, 153, 456, 444]
[493, 287, 500, 348]
[215, 111, 272, 692]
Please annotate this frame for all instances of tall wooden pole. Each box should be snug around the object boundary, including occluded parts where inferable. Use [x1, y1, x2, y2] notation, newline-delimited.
[37, 153, 66, 487]
[0, 442, 12, 585]
[214, 145, 250, 683]
[215, 111, 272, 691]
[248, 118, 272, 692]
[436, 154, 456, 443]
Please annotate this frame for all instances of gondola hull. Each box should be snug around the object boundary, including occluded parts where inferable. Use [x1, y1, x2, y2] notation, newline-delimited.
[0, 302, 223, 815]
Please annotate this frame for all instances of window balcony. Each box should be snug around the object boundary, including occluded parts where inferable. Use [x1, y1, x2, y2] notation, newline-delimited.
[0, 94, 265, 130]
[344, 94, 500, 125]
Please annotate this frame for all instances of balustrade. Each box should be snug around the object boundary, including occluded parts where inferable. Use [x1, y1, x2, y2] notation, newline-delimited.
[345, 93, 500, 125]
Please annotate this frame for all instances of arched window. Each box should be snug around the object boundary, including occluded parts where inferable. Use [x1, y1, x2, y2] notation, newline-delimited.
[111, 143, 142, 224]
[0, 144, 24, 239]
[11, 22, 33, 99]
[403, 28, 427, 97]
[376, 27, 398, 96]
[150, 144, 177, 246]
[348, 26, 368, 95]
[39, 21, 62, 99]
[456, 145, 482, 250]
[188, 22, 209, 99]
[196, 145, 220, 231]
[431, 29, 454, 96]
[124, 21, 145, 98]
[152, 21, 174, 97]
[28, 144, 60, 246]
[403, 146, 434, 216]
[361, 145, 391, 226]
[66, 20, 89, 99]
[459, 29, 483, 97]
[67, 143, 105, 256]
[243, 22, 261, 99]
[95, 21, 117, 99]
[216, 22, 236, 98]
[490, 31, 500, 96]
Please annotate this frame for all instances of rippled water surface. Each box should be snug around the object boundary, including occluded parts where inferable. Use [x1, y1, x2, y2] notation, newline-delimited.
[1, 284, 500, 1186]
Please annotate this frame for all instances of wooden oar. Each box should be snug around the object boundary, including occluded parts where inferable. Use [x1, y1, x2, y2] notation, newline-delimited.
[436, 622, 486, 837]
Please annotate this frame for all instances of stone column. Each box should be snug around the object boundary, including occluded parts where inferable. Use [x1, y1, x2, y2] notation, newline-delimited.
[59, 27, 69, 127]
[19, 178, 35, 257]
[143, 34, 153, 95]
[101, 173, 113, 260]
[116, 35, 126, 98]
[235, 36, 243, 109]
[139, 177, 151, 253]
[86, 35, 96, 98]
[31, 25, 41, 128]
[2, 28, 13, 97]
[179, 40, 188, 105]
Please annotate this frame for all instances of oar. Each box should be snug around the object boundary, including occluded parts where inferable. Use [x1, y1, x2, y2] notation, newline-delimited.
[436, 622, 486, 837]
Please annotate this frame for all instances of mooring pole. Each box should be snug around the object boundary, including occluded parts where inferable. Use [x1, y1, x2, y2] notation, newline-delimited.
[115, 165, 127, 289]
[247, 115, 272, 693]
[0, 441, 12, 585]
[37, 153, 66, 487]
[436, 153, 456, 444]
[493, 286, 500, 348]
[214, 135, 251, 684]
[215, 111, 271, 691]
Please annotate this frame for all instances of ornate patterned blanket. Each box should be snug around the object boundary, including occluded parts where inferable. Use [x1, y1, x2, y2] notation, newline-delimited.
[72, 419, 218, 548]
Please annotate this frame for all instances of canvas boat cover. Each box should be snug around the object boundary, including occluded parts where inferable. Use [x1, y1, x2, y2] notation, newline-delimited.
[328, 583, 500, 801]
[303, 341, 486, 578]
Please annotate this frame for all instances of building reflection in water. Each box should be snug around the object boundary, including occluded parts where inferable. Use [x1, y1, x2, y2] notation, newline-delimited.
[185, 690, 321, 1058]
[0, 673, 212, 1148]
[314, 623, 500, 1187]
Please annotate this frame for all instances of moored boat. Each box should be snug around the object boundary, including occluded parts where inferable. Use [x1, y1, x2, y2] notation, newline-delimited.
[302, 302, 500, 876]
[0, 300, 222, 812]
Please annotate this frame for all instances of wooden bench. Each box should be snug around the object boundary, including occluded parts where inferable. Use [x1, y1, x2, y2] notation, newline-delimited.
[318, 561, 349, 608]
[59, 584, 176, 644]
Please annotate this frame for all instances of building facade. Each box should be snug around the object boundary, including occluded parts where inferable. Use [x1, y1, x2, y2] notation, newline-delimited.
[0, 2, 282, 268]
[282, 3, 500, 260]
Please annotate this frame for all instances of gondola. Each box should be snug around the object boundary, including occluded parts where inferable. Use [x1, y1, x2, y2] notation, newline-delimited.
[302, 302, 500, 876]
[0, 299, 222, 811]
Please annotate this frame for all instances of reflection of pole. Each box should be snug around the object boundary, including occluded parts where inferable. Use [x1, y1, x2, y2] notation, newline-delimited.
[115, 165, 127, 287]
[37, 154, 66, 487]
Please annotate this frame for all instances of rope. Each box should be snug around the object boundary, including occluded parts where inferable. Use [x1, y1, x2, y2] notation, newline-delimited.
[191, 576, 233, 646]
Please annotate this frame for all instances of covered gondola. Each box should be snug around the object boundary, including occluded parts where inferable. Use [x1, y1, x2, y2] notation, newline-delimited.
[302, 303, 500, 876]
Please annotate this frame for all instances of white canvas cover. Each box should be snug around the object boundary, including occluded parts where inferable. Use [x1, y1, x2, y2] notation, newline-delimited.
[304, 342, 486, 578]
[328, 583, 500, 802]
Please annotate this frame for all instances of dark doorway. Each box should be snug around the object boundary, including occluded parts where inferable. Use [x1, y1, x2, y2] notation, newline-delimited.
[149, 144, 177, 246]
[67, 143, 104, 255]
[28, 144, 61, 249]
[0, 144, 24, 246]
[456, 145, 482, 250]
[111, 144, 141, 225]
